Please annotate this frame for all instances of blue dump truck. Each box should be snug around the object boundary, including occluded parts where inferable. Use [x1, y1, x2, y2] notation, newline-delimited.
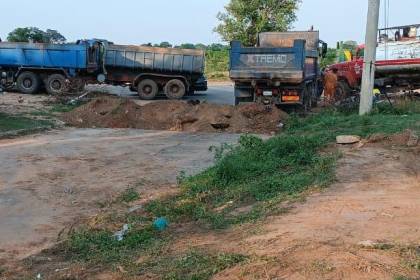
[230, 31, 327, 109]
[104, 43, 207, 100]
[0, 40, 105, 94]
[0, 40, 207, 99]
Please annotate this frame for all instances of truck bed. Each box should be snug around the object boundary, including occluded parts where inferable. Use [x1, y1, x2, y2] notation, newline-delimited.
[0, 42, 89, 70]
[105, 44, 205, 75]
[229, 40, 309, 84]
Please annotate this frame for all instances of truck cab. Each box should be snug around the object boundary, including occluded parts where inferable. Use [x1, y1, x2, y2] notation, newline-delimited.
[0, 39, 106, 94]
[329, 24, 420, 98]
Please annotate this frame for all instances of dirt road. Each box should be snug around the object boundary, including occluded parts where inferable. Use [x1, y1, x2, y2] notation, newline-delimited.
[0, 128, 240, 262]
[178, 143, 420, 280]
[86, 82, 235, 105]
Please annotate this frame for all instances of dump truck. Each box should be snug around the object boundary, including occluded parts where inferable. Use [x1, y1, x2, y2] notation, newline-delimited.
[329, 24, 420, 98]
[103, 43, 207, 100]
[0, 40, 105, 94]
[229, 31, 327, 109]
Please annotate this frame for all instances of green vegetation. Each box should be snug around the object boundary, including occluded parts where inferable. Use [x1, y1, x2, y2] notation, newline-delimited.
[147, 133, 336, 229]
[215, 0, 301, 46]
[7, 27, 66, 43]
[0, 112, 54, 136]
[63, 101, 420, 277]
[118, 188, 140, 203]
[205, 49, 230, 80]
[141, 250, 248, 280]
[321, 48, 337, 68]
[146, 101, 420, 229]
[65, 226, 158, 264]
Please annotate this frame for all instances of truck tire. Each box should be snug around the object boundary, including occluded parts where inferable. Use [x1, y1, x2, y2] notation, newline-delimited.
[303, 86, 312, 113]
[165, 79, 186, 100]
[138, 79, 158, 100]
[336, 80, 352, 102]
[17, 72, 41, 94]
[46, 74, 68, 95]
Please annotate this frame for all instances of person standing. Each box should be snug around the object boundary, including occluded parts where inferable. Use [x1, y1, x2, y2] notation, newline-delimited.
[323, 68, 338, 105]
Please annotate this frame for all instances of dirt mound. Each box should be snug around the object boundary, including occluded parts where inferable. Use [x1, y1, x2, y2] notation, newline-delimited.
[62, 97, 288, 134]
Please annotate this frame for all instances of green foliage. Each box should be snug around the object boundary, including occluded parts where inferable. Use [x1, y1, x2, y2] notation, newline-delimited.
[141, 250, 248, 280]
[215, 0, 301, 46]
[118, 188, 140, 203]
[320, 48, 337, 69]
[205, 49, 230, 80]
[0, 113, 53, 135]
[147, 133, 336, 229]
[65, 226, 157, 264]
[176, 43, 196, 49]
[7, 27, 66, 43]
[147, 101, 420, 229]
[154, 41, 172, 48]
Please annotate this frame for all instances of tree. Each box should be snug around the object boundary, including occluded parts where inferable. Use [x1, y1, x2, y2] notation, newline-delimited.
[207, 43, 229, 51]
[44, 29, 66, 44]
[215, 0, 301, 46]
[153, 41, 172, 48]
[320, 48, 337, 69]
[7, 27, 66, 43]
[178, 43, 196, 49]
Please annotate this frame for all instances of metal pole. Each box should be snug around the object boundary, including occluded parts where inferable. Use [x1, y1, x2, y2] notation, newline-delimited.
[359, 0, 380, 115]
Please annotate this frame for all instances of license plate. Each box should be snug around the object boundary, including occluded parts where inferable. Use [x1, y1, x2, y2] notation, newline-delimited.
[263, 91, 272, 96]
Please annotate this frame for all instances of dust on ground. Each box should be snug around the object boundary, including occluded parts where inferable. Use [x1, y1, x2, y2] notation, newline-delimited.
[0, 128, 240, 270]
[207, 137, 420, 280]
[6, 133, 420, 280]
[0, 92, 55, 115]
[62, 96, 288, 134]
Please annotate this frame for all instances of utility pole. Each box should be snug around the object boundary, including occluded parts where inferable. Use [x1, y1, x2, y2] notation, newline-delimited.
[359, 0, 380, 115]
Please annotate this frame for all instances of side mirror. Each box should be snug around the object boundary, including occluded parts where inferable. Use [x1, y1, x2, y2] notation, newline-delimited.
[321, 42, 328, 58]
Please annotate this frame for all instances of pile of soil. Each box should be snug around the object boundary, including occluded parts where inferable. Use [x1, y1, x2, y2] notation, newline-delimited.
[62, 97, 288, 134]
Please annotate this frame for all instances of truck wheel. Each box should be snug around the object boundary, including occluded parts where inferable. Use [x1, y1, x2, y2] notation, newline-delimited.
[336, 81, 352, 102]
[138, 79, 158, 100]
[17, 72, 41, 94]
[165, 79, 186, 100]
[46, 74, 68, 95]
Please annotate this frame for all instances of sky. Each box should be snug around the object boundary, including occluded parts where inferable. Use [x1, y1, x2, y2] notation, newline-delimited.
[0, 0, 419, 47]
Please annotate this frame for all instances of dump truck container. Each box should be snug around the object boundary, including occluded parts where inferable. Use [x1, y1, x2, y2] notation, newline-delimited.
[103, 44, 207, 100]
[230, 31, 326, 109]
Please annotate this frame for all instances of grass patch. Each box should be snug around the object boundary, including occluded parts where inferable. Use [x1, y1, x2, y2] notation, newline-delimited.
[147, 101, 420, 229]
[399, 245, 420, 271]
[65, 225, 159, 264]
[147, 133, 337, 229]
[140, 250, 248, 280]
[0, 112, 54, 136]
[30, 102, 82, 117]
[61, 101, 420, 277]
[118, 188, 140, 203]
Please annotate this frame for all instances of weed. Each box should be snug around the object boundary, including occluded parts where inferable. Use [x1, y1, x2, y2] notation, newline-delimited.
[65, 225, 158, 264]
[147, 102, 420, 229]
[147, 133, 337, 229]
[0, 112, 54, 136]
[176, 170, 187, 185]
[139, 250, 248, 280]
[50, 102, 82, 113]
[399, 245, 420, 271]
[118, 188, 140, 203]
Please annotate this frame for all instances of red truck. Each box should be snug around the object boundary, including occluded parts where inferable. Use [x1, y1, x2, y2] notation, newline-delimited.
[329, 24, 420, 98]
